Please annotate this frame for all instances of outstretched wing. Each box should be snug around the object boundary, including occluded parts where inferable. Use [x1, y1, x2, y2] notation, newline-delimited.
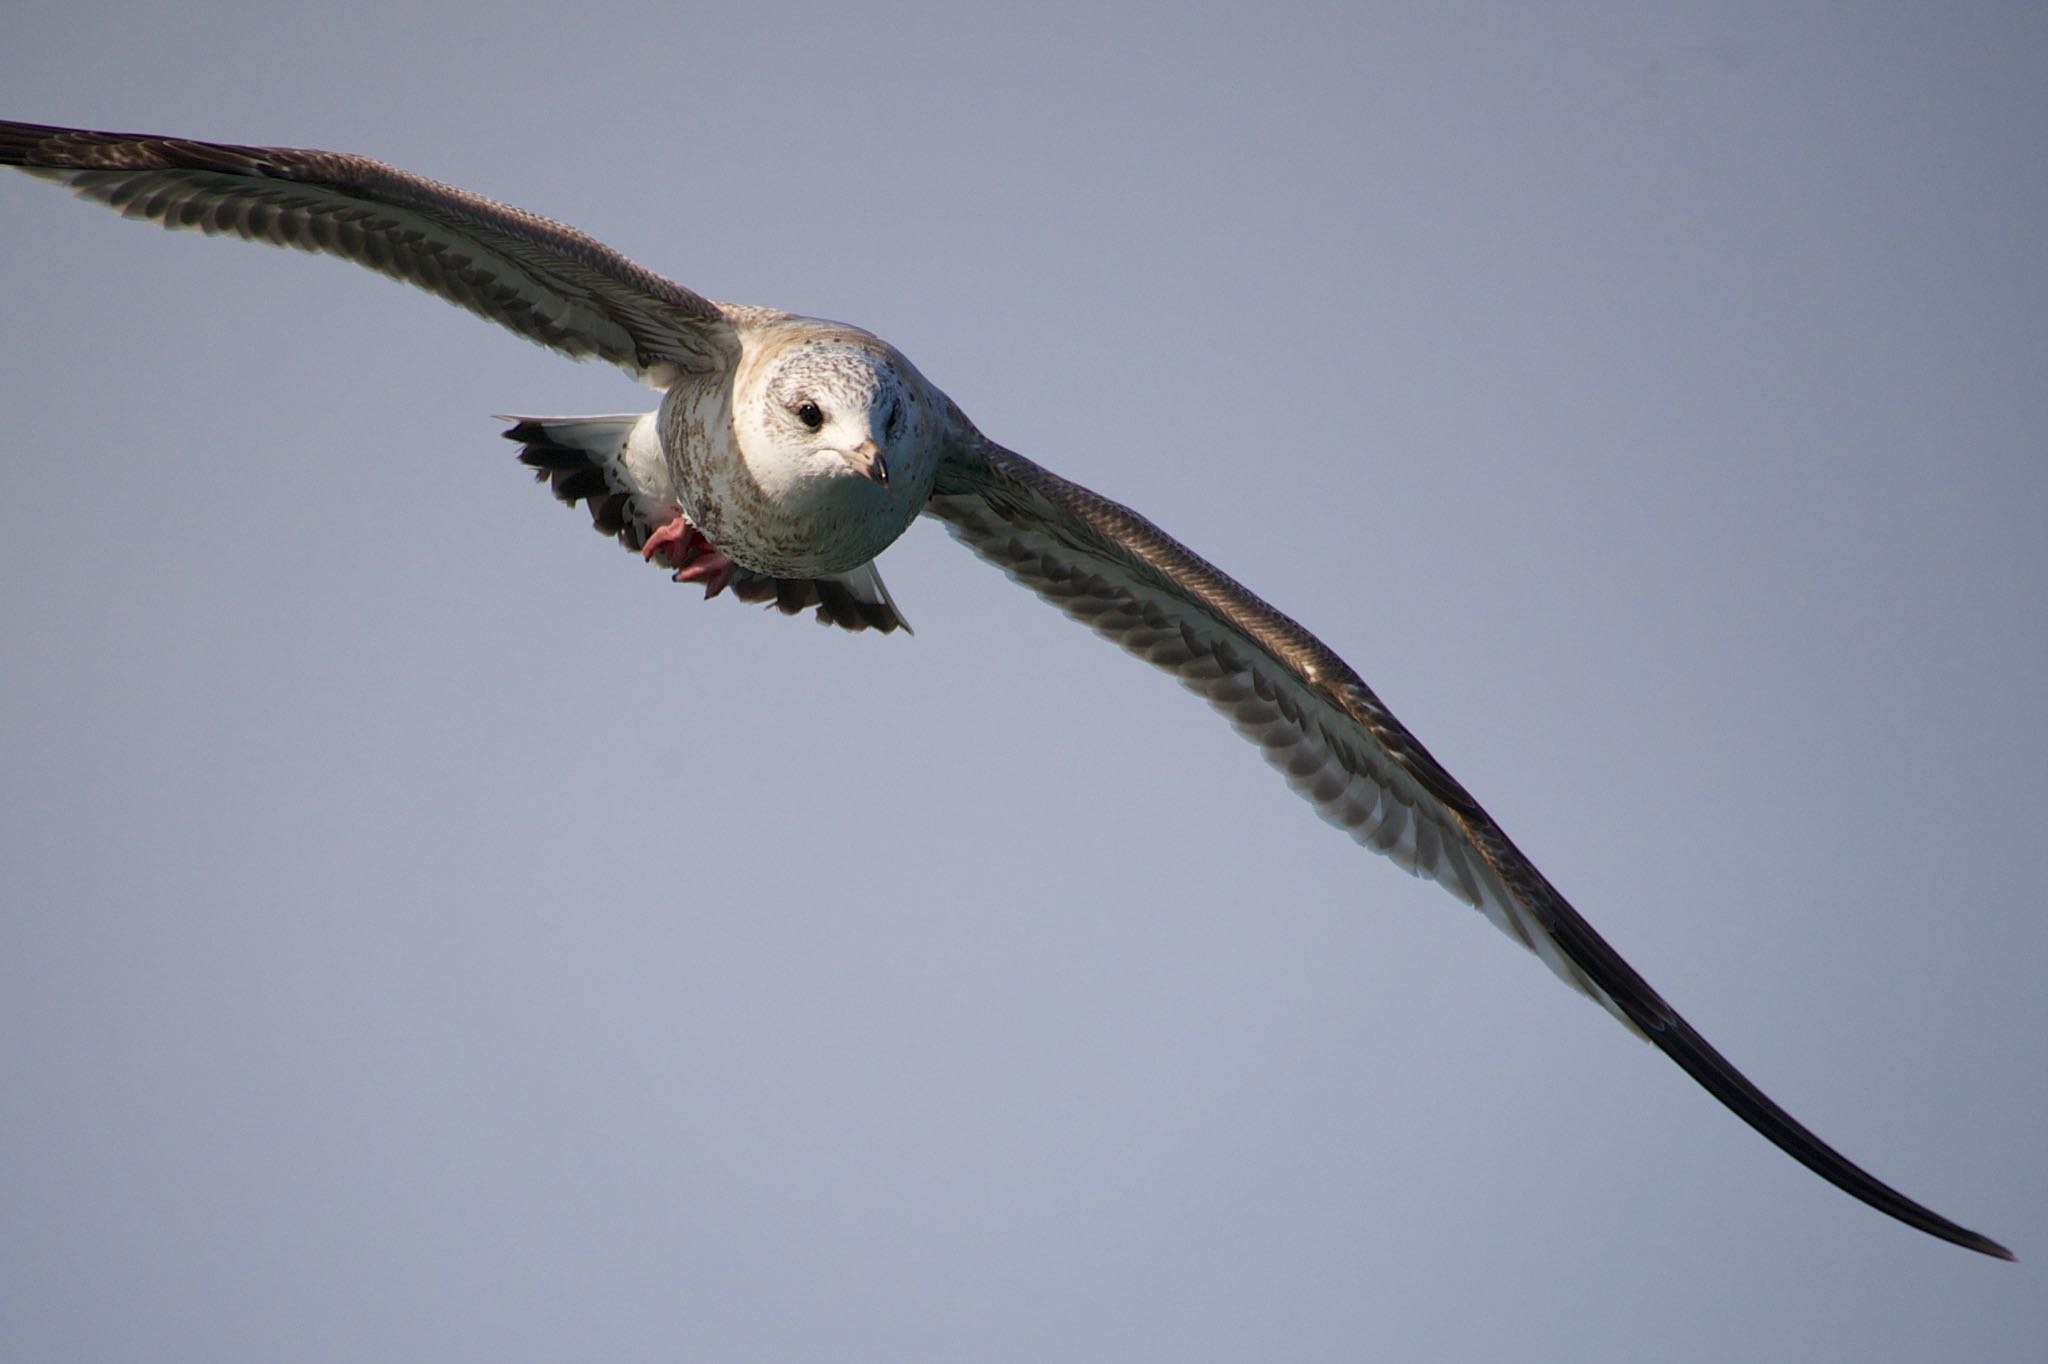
[504, 414, 908, 633]
[0, 120, 736, 383]
[927, 432, 2011, 1260]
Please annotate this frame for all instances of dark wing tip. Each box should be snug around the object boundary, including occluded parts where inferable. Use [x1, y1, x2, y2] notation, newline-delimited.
[1633, 997, 2014, 1260]
[1971, 1233, 2019, 1262]
[1446, 806, 2017, 1261]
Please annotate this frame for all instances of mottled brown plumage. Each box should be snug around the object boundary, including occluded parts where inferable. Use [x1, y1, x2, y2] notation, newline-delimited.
[0, 117, 2009, 1260]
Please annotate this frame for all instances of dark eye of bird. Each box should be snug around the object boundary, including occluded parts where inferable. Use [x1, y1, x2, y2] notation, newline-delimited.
[796, 400, 824, 431]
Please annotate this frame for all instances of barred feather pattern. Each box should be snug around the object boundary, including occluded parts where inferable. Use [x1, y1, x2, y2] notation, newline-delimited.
[0, 120, 737, 382]
[927, 436, 1618, 1016]
[924, 434, 2019, 1261]
[2, 117, 2009, 1259]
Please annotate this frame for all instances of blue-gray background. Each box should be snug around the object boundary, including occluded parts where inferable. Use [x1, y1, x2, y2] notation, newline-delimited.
[3, 5, 2042, 1360]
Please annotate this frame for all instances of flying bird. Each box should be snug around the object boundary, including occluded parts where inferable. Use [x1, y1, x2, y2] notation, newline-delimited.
[0, 118, 2011, 1260]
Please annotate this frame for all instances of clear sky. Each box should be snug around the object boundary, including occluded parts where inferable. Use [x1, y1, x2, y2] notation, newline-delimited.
[3, 4, 2043, 1361]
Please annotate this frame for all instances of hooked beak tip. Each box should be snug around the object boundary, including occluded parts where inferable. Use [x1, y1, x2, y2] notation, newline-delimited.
[844, 438, 889, 487]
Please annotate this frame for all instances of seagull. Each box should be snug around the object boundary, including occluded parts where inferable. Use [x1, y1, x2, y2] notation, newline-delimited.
[0, 119, 2011, 1260]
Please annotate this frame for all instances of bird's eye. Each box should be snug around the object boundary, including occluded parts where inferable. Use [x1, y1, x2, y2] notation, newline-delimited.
[795, 400, 824, 431]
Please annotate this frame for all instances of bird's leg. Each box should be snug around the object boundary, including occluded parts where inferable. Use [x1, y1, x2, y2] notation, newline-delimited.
[640, 513, 694, 568]
[643, 511, 739, 599]
[673, 552, 738, 598]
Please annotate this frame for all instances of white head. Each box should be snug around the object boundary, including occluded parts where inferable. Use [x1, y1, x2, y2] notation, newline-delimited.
[735, 328, 931, 503]
[687, 321, 941, 577]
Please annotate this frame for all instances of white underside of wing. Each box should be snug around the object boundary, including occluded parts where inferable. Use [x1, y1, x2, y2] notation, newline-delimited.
[614, 413, 677, 525]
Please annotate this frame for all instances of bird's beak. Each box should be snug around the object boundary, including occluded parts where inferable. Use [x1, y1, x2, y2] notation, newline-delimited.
[839, 438, 889, 488]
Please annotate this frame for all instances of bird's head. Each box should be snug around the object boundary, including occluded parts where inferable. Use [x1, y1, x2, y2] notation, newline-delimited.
[746, 330, 926, 494]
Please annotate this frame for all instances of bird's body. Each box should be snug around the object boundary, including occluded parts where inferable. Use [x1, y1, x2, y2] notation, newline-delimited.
[667, 317, 946, 579]
[0, 118, 2011, 1260]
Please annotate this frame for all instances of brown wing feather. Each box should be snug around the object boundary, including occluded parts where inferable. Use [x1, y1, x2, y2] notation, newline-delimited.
[927, 432, 2011, 1261]
[0, 119, 734, 379]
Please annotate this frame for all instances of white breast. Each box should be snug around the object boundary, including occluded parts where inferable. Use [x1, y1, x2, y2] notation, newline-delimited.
[656, 325, 943, 578]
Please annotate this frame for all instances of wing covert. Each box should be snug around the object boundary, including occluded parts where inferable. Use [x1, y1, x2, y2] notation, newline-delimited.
[0, 120, 736, 382]
[927, 435, 1610, 1011]
[926, 432, 2011, 1260]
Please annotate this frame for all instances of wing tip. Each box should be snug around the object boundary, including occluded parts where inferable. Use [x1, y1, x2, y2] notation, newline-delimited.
[1956, 1229, 2017, 1262]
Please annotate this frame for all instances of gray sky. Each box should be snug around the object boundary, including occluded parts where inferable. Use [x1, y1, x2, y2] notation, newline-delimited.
[3, 4, 2043, 1360]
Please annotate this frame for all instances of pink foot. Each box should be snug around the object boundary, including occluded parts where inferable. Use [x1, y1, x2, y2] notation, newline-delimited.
[643, 511, 739, 598]
[641, 513, 694, 567]
[674, 553, 738, 598]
